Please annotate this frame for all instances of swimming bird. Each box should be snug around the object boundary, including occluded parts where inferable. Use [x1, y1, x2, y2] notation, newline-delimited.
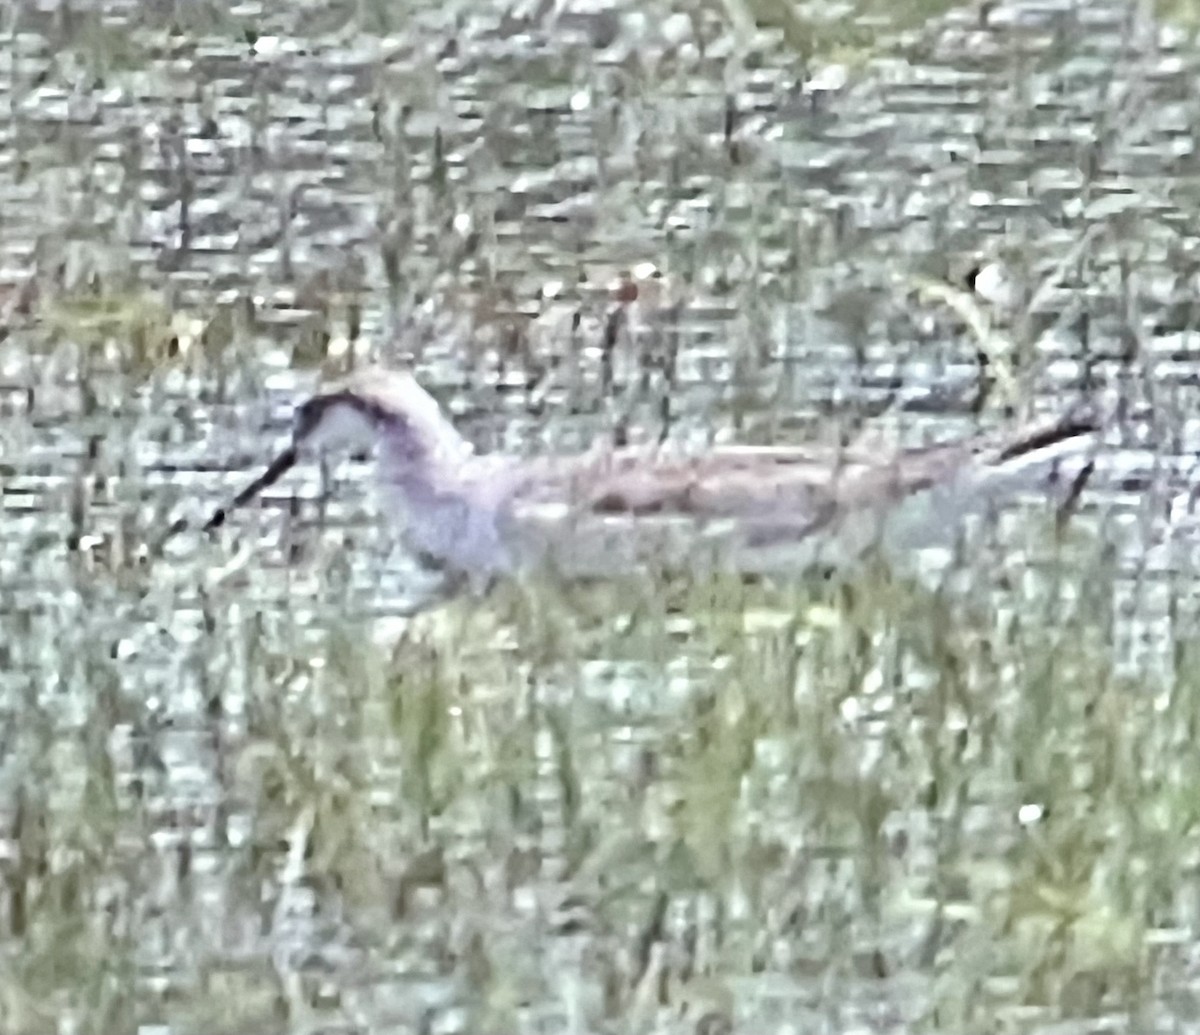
[170, 366, 1100, 588]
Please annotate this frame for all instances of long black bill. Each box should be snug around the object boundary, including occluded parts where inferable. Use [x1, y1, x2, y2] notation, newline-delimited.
[154, 445, 299, 552]
[202, 445, 299, 531]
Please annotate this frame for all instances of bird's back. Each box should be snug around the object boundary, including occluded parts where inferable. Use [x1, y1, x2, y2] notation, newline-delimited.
[495, 409, 1099, 577]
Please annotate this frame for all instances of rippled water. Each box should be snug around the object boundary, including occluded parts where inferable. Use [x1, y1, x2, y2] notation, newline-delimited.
[6, 0, 1200, 1032]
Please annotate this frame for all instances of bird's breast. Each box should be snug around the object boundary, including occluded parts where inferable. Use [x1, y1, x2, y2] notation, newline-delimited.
[381, 477, 512, 577]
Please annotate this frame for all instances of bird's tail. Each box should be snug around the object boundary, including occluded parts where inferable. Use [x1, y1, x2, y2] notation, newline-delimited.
[870, 404, 1102, 556]
[973, 403, 1102, 504]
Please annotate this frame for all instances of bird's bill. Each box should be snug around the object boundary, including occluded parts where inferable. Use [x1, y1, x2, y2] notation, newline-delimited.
[151, 445, 300, 554]
[201, 445, 299, 532]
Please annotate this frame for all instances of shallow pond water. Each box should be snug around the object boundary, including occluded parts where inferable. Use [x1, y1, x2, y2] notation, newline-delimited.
[5, 0, 1200, 1032]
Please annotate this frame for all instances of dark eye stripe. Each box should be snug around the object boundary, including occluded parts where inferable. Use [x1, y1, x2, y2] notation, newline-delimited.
[299, 391, 387, 426]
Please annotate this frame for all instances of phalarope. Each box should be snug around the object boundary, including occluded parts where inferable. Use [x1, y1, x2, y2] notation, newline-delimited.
[169, 367, 1100, 588]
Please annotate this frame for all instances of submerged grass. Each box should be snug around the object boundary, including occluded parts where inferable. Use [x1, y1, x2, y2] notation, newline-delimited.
[7, 528, 1194, 1033]
[40, 289, 198, 375]
[330, 545, 1195, 1029]
[0, 499, 1196, 1035]
[713, 0, 961, 60]
[0, 0, 1192, 1030]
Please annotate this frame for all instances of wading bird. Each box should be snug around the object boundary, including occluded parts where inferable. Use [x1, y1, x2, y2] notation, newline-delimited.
[167, 367, 1100, 590]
